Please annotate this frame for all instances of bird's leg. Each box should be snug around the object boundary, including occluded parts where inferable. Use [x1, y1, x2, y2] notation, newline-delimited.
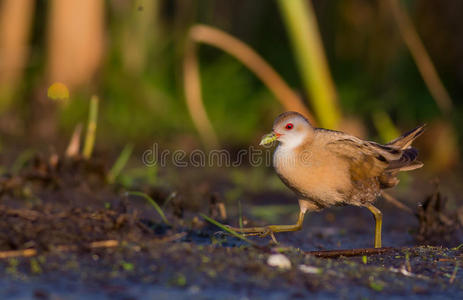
[365, 204, 382, 248]
[228, 210, 306, 241]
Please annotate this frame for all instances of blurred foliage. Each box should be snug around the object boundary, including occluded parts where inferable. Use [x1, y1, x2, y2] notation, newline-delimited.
[278, 0, 341, 129]
[201, 55, 278, 144]
[0, 0, 462, 162]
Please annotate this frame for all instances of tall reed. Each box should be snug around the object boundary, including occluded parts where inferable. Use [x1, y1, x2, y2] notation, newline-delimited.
[277, 0, 341, 129]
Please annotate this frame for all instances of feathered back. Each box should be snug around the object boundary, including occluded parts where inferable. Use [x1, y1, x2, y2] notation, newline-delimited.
[326, 124, 425, 189]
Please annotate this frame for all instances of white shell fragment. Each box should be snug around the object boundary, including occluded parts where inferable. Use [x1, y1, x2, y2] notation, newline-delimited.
[298, 264, 321, 274]
[267, 254, 292, 270]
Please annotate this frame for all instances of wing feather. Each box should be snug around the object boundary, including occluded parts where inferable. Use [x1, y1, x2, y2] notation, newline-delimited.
[326, 137, 423, 183]
[326, 138, 389, 181]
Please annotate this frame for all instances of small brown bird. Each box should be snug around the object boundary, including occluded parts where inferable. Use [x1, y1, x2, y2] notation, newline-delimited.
[231, 111, 425, 248]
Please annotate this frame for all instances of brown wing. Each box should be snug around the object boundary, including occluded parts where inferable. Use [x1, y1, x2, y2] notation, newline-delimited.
[326, 124, 424, 191]
[326, 138, 391, 182]
[327, 137, 423, 190]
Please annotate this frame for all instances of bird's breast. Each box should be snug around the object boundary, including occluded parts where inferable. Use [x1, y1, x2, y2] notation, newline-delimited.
[273, 145, 351, 207]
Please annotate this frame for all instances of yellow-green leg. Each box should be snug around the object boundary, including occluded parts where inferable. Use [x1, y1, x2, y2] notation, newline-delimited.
[366, 204, 382, 248]
[229, 210, 306, 243]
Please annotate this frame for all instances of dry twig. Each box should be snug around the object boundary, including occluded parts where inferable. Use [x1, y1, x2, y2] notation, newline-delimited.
[381, 191, 413, 214]
[0, 239, 119, 259]
[306, 247, 396, 258]
[387, 0, 453, 114]
[0, 248, 37, 259]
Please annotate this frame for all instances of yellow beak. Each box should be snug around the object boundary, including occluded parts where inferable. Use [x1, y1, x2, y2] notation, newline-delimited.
[259, 132, 280, 146]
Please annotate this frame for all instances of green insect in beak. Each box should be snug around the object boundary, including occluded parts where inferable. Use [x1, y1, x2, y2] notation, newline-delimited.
[259, 132, 280, 146]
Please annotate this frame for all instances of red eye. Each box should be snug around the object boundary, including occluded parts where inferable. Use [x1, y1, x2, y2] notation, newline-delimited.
[285, 123, 294, 130]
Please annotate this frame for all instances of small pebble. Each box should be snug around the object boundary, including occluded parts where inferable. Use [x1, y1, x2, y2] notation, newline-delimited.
[267, 254, 291, 269]
[298, 264, 320, 274]
[188, 285, 201, 294]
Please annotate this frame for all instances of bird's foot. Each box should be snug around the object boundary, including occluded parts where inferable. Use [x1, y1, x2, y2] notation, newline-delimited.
[226, 225, 279, 244]
[246, 227, 279, 244]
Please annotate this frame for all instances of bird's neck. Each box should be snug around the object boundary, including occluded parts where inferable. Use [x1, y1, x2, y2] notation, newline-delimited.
[280, 135, 306, 150]
[274, 136, 313, 169]
[276, 143, 298, 154]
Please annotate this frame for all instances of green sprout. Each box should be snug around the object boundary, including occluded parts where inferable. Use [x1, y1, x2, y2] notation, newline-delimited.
[200, 213, 254, 246]
[107, 144, 134, 184]
[127, 191, 169, 225]
[83, 95, 99, 159]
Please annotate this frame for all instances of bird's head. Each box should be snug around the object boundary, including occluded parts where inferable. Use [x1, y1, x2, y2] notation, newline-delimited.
[260, 111, 314, 148]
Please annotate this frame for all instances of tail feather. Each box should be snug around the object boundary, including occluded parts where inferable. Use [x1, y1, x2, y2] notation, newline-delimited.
[386, 147, 419, 171]
[394, 160, 423, 172]
[387, 124, 426, 149]
[380, 160, 423, 188]
[379, 125, 425, 188]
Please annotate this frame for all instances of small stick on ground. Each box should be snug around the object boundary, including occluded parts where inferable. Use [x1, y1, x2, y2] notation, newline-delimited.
[0, 236, 190, 260]
[53, 240, 120, 252]
[0, 249, 37, 259]
[0, 240, 119, 259]
[306, 247, 397, 258]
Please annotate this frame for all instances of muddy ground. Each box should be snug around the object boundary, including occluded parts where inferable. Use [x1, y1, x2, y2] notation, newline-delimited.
[0, 152, 462, 299]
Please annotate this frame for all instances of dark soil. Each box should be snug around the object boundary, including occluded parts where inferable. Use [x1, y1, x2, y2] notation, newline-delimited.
[0, 153, 462, 299]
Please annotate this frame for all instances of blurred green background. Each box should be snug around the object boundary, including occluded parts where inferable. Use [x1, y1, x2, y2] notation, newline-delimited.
[0, 0, 461, 172]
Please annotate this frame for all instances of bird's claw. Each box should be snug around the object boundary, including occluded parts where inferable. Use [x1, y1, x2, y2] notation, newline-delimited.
[225, 225, 279, 244]
[244, 227, 279, 244]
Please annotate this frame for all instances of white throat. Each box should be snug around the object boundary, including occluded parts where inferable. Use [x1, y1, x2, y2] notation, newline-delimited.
[278, 132, 307, 150]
